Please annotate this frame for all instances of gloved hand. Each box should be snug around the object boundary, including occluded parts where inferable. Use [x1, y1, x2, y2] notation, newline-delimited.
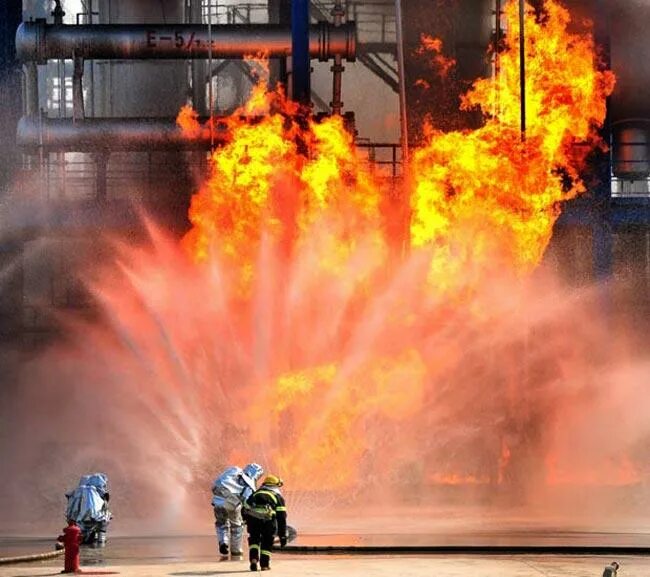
[279, 536, 287, 548]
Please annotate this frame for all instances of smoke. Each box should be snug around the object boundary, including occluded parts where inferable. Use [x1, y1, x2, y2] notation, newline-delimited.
[1, 0, 649, 540]
[0, 212, 648, 537]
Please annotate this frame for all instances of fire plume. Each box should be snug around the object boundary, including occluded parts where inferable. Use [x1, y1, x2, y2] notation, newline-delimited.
[410, 0, 615, 286]
[173, 0, 618, 497]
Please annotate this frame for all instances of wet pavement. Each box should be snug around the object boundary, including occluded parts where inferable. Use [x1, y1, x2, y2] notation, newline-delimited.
[2, 554, 650, 577]
[0, 529, 650, 575]
[2, 532, 650, 565]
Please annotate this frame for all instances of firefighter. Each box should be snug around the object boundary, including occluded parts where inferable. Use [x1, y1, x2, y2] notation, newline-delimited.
[65, 473, 112, 545]
[211, 463, 264, 558]
[243, 474, 288, 572]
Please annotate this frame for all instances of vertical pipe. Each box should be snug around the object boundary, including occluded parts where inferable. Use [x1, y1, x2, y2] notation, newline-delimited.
[291, 0, 310, 105]
[394, 0, 410, 256]
[394, 0, 409, 162]
[330, 0, 345, 115]
[87, 0, 95, 117]
[72, 55, 85, 121]
[494, 0, 501, 117]
[189, 0, 206, 114]
[52, 0, 65, 24]
[519, 0, 526, 140]
[207, 0, 214, 148]
[58, 59, 66, 118]
[95, 152, 108, 203]
[22, 61, 38, 171]
[494, 0, 501, 76]
[24, 62, 39, 117]
[39, 106, 45, 186]
[268, 0, 291, 89]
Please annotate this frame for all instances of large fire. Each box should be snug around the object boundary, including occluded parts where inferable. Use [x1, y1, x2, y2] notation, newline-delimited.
[8, 0, 637, 535]
[173, 0, 615, 495]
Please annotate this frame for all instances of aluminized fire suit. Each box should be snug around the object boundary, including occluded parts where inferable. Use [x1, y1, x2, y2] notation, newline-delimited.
[65, 473, 112, 545]
[211, 463, 264, 556]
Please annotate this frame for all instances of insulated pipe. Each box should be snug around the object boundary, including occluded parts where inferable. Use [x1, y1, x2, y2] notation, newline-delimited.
[17, 116, 230, 152]
[16, 21, 356, 63]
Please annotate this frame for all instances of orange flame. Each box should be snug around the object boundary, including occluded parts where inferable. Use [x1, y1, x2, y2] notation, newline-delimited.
[180, 68, 385, 296]
[410, 0, 615, 289]
[416, 34, 456, 79]
[176, 0, 616, 493]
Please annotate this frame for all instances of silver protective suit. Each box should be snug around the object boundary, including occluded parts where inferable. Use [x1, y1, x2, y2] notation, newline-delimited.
[212, 464, 263, 553]
[65, 473, 112, 544]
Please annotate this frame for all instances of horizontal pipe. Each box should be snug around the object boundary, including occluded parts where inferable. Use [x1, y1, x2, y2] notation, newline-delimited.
[17, 116, 230, 151]
[16, 21, 356, 63]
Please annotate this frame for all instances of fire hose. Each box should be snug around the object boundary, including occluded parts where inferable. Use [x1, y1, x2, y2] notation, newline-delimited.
[0, 549, 64, 565]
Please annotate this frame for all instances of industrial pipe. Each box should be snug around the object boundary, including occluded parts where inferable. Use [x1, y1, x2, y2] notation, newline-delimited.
[23, 62, 39, 117]
[330, 0, 345, 115]
[17, 116, 230, 152]
[72, 56, 84, 121]
[16, 21, 356, 63]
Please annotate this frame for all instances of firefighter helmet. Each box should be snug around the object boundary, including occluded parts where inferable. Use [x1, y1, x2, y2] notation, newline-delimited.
[262, 474, 283, 487]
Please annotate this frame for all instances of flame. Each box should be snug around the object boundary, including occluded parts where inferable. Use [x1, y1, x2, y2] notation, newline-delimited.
[498, 440, 512, 485]
[410, 0, 615, 289]
[429, 473, 490, 486]
[180, 69, 385, 296]
[416, 35, 456, 79]
[175, 0, 617, 496]
[246, 350, 427, 490]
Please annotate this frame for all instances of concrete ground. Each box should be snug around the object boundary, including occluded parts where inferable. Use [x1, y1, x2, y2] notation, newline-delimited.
[1, 555, 650, 577]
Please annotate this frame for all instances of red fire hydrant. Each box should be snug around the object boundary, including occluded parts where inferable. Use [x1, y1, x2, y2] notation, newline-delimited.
[58, 520, 82, 573]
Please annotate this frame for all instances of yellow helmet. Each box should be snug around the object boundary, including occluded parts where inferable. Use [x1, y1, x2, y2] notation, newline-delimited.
[262, 474, 283, 487]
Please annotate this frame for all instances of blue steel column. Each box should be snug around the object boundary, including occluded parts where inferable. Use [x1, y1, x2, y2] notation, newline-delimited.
[291, 0, 311, 105]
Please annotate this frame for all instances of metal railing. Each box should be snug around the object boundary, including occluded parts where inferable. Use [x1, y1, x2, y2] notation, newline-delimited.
[17, 139, 402, 202]
[356, 140, 402, 181]
[17, 152, 207, 202]
[202, 2, 270, 24]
